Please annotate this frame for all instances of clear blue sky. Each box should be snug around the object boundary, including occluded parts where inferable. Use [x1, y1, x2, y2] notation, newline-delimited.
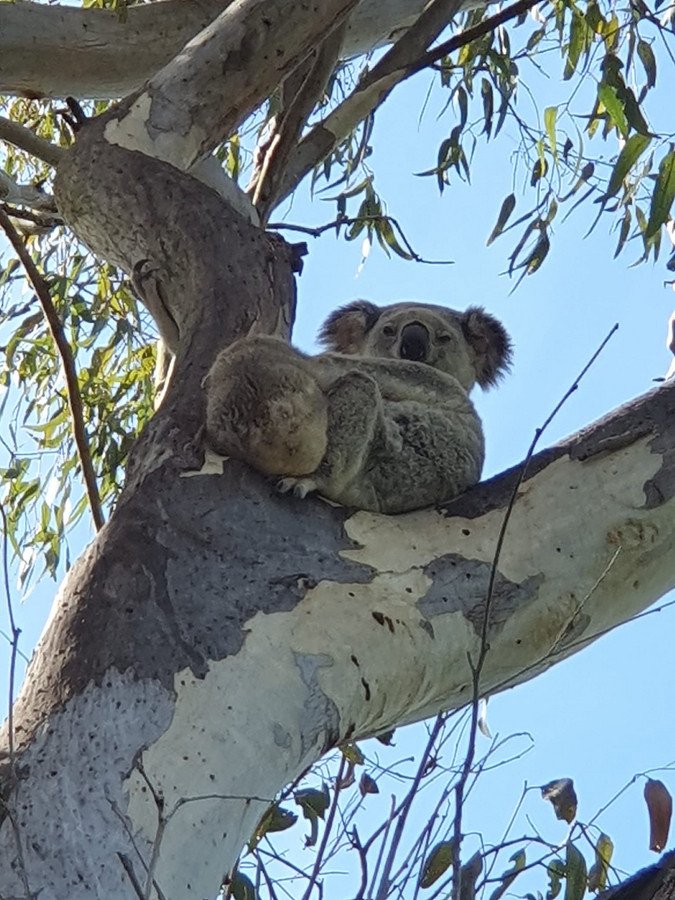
[1, 18, 674, 897]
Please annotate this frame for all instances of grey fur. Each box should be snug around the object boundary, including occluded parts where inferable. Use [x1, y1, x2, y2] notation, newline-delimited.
[205, 300, 512, 514]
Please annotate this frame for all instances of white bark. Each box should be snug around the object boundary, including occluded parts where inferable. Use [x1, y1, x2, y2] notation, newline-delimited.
[0, 0, 431, 99]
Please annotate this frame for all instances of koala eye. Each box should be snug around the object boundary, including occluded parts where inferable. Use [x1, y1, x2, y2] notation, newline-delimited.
[437, 332, 454, 344]
[382, 324, 397, 337]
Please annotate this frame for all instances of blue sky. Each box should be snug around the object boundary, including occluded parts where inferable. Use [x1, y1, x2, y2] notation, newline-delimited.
[1, 15, 674, 896]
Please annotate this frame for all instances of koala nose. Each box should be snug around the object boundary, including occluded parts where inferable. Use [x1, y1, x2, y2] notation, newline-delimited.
[399, 322, 430, 362]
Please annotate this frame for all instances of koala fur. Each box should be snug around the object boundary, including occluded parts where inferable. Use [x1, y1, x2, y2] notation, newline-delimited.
[204, 300, 512, 514]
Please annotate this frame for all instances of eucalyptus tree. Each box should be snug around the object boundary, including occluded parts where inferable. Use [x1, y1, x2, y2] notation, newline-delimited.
[0, 0, 673, 897]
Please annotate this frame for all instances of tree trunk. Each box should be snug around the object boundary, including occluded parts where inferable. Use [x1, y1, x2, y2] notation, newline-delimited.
[0, 113, 673, 899]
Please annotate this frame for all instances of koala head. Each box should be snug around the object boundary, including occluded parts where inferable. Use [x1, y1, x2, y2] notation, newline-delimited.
[318, 300, 512, 392]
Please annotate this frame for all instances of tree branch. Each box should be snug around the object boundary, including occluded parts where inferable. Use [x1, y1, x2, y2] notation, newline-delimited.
[0, 0, 433, 100]
[0, 208, 105, 533]
[249, 22, 348, 224]
[272, 0, 468, 210]
[101, 0, 362, 174]
[0, 171, 56, 211]
[0, 116, 64, 167]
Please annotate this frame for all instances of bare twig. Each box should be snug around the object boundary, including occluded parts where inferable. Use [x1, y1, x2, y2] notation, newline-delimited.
[300, 755, 348, 900]
[267, 214, 452, 264]
[0, 208, 105, 532]
[374, 714, 447, 899]
[0, 116, 64, 167]
[450, 322, 620, 900]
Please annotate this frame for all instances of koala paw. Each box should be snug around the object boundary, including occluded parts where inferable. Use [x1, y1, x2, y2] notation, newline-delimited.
[278, 476, 318, 500]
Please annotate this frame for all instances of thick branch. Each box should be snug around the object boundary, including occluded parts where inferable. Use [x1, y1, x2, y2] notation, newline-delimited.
[101, 0, 361, 174]
[0, 0, 431, 100]
[0, 116, 64, 167]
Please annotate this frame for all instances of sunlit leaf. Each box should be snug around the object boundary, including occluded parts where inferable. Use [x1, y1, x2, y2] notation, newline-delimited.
[588, 833, 613, 892]
[564, 843, 588, 900]
[646, 151, 675, 240]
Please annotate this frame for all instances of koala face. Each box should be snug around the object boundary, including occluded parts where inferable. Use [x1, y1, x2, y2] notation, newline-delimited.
[319, 300, 512, 392]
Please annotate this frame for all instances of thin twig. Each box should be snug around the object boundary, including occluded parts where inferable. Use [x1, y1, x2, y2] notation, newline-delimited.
[267, 214, 452, 265]
[410, 0, 543, 77]
[0, 208, 105, 532]
[300, 755, 348, 900]
[0, 116, 64, 167]
[374, 714, 446, 899]
[450, 322, 619, 900]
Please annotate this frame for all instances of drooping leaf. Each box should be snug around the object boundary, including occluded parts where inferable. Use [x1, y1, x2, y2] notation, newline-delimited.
[637, 40, 656, 88]
[420, 840, 456, 888]
[604, 133, 652, 199]
[460, 851, 484, 900]
[588, 833, 613, 892]
[249, 804, 297, 850]
[487, 194, 516, 245]
[544, 106, 558, 162]
[489, 850, 526, 900]
[359, 772, 379, 796]
[547, 859, 566, 900]
[646, 151, 675, 240]
[644, 778, 672, 852]
[230, 870, 258, 900]
[541, 778, 578, 823]
[564, 843, 588, 900]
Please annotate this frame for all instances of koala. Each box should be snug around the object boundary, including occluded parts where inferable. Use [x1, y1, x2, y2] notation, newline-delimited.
[204, 301, 512, 514]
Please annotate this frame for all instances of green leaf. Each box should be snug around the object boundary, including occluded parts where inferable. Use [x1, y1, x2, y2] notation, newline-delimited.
[637, 40, 656, 89]
[646, 150, 675, 240]
[487, 194, 517, 245]
[249, 804, 297, 850]
[605, 133, 652, 198]
[420, 840, 455, 888]
[230, 870, 258, 900]
[588, 833, 613, 892]
[294, 785, 330, 821]
[544, 106, 558, 162]
[489, 849, 526, 900]
[564, 842, 588, 900]
[481, 79, 494, 137]
[598, 83, 628, 136]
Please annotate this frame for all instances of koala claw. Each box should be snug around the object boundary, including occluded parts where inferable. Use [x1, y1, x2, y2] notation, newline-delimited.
[277, 476, 318, 499]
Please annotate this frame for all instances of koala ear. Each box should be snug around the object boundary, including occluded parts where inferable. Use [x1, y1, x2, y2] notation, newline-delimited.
[461, 306, 513, 389]
[318, 300, 382, 354]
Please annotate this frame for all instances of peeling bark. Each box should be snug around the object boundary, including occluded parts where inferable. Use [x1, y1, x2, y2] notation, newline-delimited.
[0, 120, 673, 898]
